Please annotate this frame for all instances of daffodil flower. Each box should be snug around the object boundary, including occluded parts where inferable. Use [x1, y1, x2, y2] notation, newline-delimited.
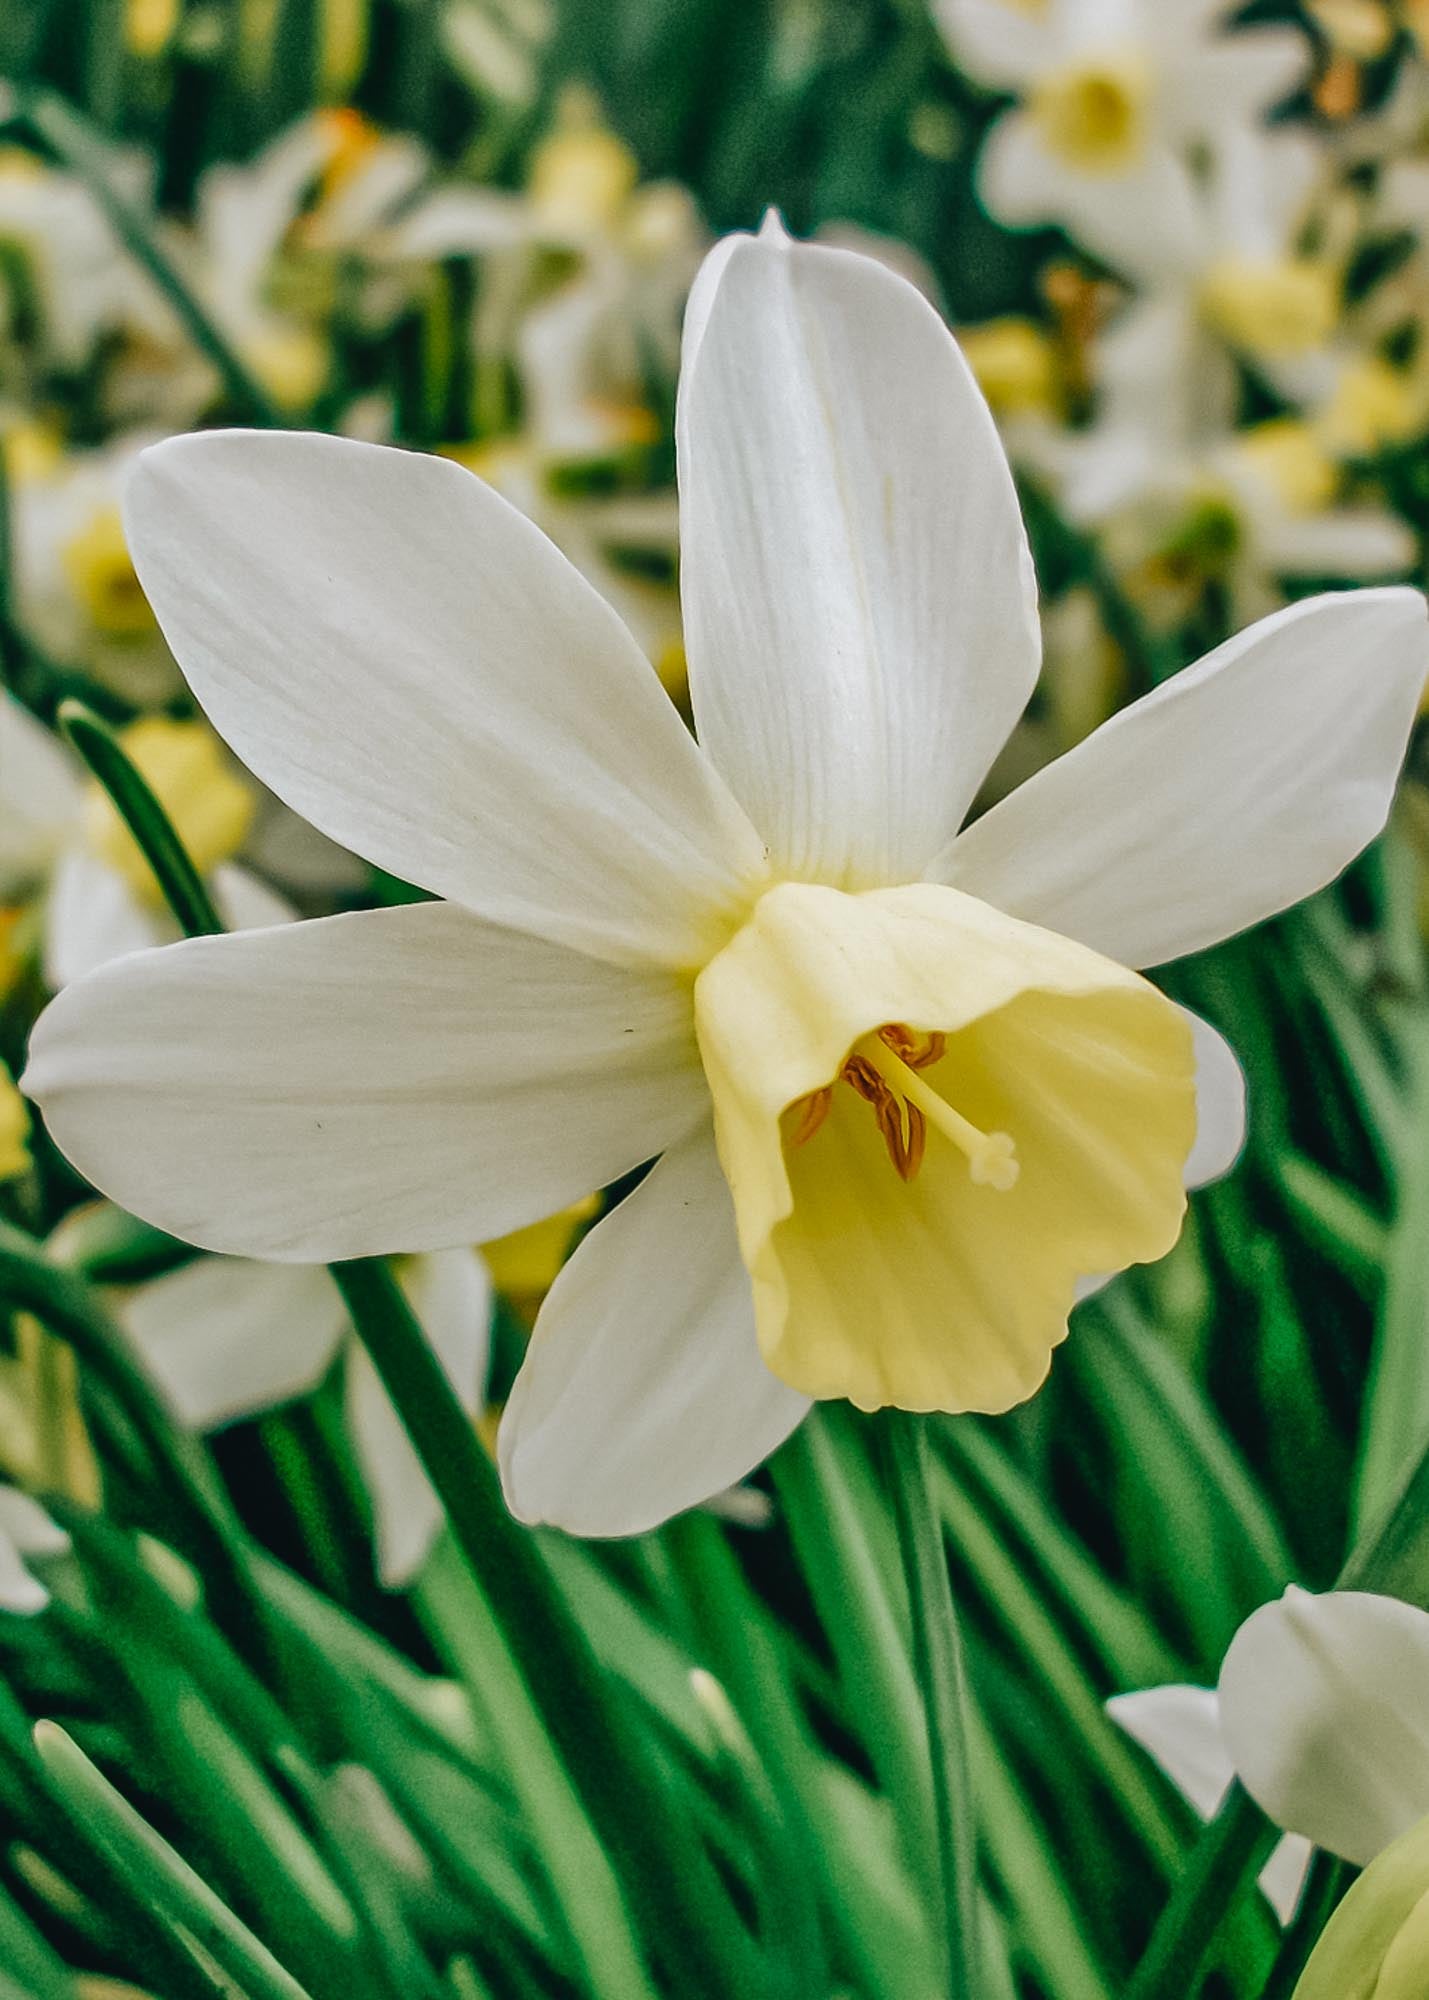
[1038, 292, 1416, 628]
[1182, 1588, 1429, 1998]
[1218, 1589, 1429, 1872]
[188, 109, 427, 415]
[934, 0, 1308, 279]
[0, 145, 169, 372]
[117, 1247, 491, 1586]
[12, 432, 181, 705]
[23, 223, 1428, 1534]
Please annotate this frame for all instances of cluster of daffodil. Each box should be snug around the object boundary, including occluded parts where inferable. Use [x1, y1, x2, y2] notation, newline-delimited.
[939, 0, 1429, 772]
[1, 4, 1429, 1998]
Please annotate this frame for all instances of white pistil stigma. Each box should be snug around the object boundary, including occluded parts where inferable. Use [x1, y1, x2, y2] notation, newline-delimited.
[859, 1031, 1020, 1191]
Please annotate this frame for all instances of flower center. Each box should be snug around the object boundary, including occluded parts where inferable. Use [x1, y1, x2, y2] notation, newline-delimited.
[1235, 420, 1338, 516]
[528, 100, 639, 238]
[1030, 58, 1150, 175]
[693, 880, 1197, 1415]
[61, 506, 157, 640]
[1199, 258, 1340, 360]
[791, 1023, 1019, 1190]
[958, 317, 1060, 419]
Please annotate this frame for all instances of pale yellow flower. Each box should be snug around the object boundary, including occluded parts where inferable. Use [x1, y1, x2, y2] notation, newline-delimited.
[26, 225, 1425, 1532]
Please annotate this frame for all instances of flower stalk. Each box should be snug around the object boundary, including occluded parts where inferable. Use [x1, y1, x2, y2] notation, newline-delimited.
[874, 1408, 982, 1997]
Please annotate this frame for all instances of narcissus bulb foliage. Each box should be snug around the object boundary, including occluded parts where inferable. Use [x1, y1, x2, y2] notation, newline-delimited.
[22, 220, 1429, 1534]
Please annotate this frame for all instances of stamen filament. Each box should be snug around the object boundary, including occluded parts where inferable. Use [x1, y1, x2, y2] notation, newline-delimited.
[859, 1033, 1019, 1192]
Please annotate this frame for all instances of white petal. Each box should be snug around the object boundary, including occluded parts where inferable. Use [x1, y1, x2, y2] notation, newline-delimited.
[346, 1348, 443, 1591]
[931, 0, 1049, 87]
[382, 186, 534, 259]
[44, 860, 293, 992]
[0, 1487, 68, 1557]
[198, 123, 328, 317]
[120, 1257, 348, 1427]
[940, 590, 1429, 969]
[1260, 1835, 1314, 1928]
[1257, 508, 1417, 580]
[499, 1124, 810, 1536]
[25, 902, 707, 1261]
[1183, 1008, 1246, 1190]
[1171, 32, 1309, 136]
[346, 1247, 492, 1586]
[679, 229, 744, 379]
[0, 694, 82, 891]
[312, 137, 426, 248]
[979, 120, 1201, 280]
[0, 1541, 46, 1613]
[208, 863, 299, 931]
[44, 852, 166, 988]
[1107, 1684, 1234, 1819]
[123, 431, 765, 969]
[676, 225, 1039, 887]
[1219, 1588, 1429, 1866]
[976, 115, 1064, 229]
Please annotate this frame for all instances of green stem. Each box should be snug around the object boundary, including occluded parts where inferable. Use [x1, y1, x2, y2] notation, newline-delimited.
[59, 701, 224, 938]
[1123, 1784, 1276, 2000]
[33, 1722, 314, 2000]
[12, 88, 284, 428]
[873, 1410, 980, 1996]
[666, 1514, 916, 1998]
[1259, 1854, 1356, 2000]
[330, 1260, 737, 1999]
[771, 1410, 937, 1867]
[413, 1534, 658, 2000]
[0, 1682, 222, 2000]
